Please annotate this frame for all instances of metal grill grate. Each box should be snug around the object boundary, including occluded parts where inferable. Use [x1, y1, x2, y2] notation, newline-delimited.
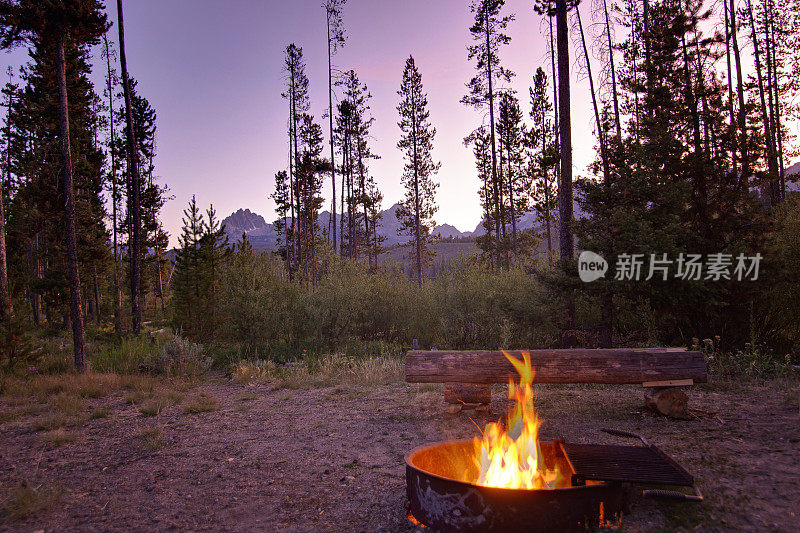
[561, 443, 695, 487]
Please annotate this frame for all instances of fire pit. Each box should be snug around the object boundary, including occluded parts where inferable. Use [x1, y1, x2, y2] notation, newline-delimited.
[406, 438, 625, 532]
[405, 351, 701, 532]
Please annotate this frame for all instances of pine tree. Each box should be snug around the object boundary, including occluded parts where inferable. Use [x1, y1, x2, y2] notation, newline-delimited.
[464, 125, 497, 264]
[0, 70, 12, 324]
[496, 91, 528, 258]
[271, 170, 290, 261]
[113, 77, 167, 314]
[295, 113, 329, 287]
[283, 43, 310, 276]
[528, 67, 558, 260]
[535, 0, 579, 331]
[116, 0, 143, 334]
[324, 0, 347, 252]
[172, 195, 203, 333]
[396, 56, 440, 285]
[463, 0, 514, 269]
[101, 31, 124, 333]
[198, 205, 230, 330]
[334, 70, 377, 264]
[1, 0, 108, 370]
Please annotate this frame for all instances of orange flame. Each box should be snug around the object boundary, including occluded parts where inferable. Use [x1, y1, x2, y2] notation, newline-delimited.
[472, 350, 560, 489]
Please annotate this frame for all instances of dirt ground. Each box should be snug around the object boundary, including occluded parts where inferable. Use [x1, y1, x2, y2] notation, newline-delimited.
[1, 375, 798, 532]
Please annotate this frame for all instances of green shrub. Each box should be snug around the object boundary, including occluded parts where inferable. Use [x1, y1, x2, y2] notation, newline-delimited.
[213, 252, 559, 355]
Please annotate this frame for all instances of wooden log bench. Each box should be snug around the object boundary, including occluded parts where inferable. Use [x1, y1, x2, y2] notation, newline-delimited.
[405, 348, 708, 419]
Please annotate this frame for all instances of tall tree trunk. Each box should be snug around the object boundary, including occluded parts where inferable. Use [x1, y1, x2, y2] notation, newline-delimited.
[103, 34, 122, 334]
[577, 8, 612, 348]
[29, 237, 40, 326]
[156, 242, 165, 312]
[0, 80, 10, 326]
[409, 88, 423, 285]
[506, 139, 518, 257]
[556, 0, 574, 330]
[549, 11, 560, 177]
[746, 0, 779, 204]
[643, 0, 651, 66]
[680, 24, 710, 239]
[484, 9, 501, 270]
[55, 29, 86, 371]
[290, 69, 302, 275]
[93, 264, 100, 324]
[768, 1, 785, 199]
[724, 0, 737, 172]
[540, 103, 553, 262]
[327, 16, 337, 254]
[602, 0, 621, 138]
[730, 0, 749, 183]
[287, 104, 294, 274]
[117, 0, 142, 334]
[340, 143, 346, 256]
[764, 0, 785, 199]
[0, 147, 8, 326]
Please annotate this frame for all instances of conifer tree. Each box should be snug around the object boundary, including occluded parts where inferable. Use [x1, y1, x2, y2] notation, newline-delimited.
[396, 56, 439, 285]
[0, 71, 12, 324]
[334, 70, 377, 263]
[283, 44, 310, 276]
[271, 170, 290, 261]
[463, 0, 514, 269]
[116, 0, 143, 334]
[0, 0, 108, 370]
[496, 91, 528, 258]
[198, 205, 230, 329]
[102, 31, 123, 333]
[535, 0, 579, 331]
[464, 125, 497, 264]
[528, 67, 557, 260]
[295, 113, 329, 287]
[172, 195, 203, 332]
[324, 0, 346, 252]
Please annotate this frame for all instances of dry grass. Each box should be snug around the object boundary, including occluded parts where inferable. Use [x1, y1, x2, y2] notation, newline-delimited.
[231, 354, 404, 389]
[184, 392, 219, 414]
[90, 404, 111, 419]
[124, 378, 156, 405]
[0, 481, 61, 521]
[139, 426, 164, 450]
[0, 407, 25, 424]
[50, 392, 85, 415]
[1, 373, 122, 401]
[29, 412, 85, 432]
[41, 428, 78, 447]
[139, 389, 183, 417]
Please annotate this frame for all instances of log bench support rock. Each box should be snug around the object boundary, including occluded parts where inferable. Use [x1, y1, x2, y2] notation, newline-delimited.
[406, 349, 707, 419]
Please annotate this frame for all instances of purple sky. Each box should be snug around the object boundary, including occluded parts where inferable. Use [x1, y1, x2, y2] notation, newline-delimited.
[1, 0, 604, 246]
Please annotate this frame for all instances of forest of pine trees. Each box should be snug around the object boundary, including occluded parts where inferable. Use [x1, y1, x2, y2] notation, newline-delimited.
[1, 0, 800, 366]
[0, 0, 170, 368]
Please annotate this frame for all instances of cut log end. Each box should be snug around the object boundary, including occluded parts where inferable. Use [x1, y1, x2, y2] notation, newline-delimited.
[443, 383, 492, 405]
[645, 387, 689, 419]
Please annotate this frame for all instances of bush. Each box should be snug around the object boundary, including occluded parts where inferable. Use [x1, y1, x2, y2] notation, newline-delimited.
[143, 335, 211, 376]
[699, 336, 794, 378]
[211, 249, 559, 356]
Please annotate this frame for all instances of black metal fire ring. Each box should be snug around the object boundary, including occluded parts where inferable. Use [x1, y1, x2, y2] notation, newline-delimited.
[405, 439, 626, 533]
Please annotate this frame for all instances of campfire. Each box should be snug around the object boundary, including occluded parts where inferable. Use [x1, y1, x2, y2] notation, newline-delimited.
[405, 350, 702, 532]
[472, 350, 563, 490]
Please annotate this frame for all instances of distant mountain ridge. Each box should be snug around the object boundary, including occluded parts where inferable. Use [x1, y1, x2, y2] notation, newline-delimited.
[221, 202, 478, 250]
[220, 200, 589, 251]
